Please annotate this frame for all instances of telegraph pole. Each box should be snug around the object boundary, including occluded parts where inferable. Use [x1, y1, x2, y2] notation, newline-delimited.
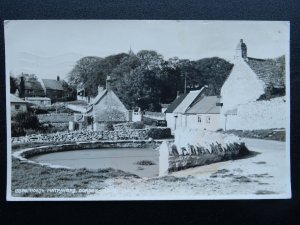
[184, 72, 187, 94]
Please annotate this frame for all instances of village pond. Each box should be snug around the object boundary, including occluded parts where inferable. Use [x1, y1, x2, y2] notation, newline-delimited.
[29, 148, 159, 178]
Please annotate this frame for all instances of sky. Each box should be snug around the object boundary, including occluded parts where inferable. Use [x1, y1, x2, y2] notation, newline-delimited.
[4, 20, 289, 80]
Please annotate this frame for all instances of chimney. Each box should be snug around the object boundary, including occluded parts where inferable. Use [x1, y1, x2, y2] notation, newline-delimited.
[98, 85, 104, 94]
[240, 39, 247, 59]
[57, 76, 60, 81]
[106, 76, 112, 91]
[20, 76, 25, 98]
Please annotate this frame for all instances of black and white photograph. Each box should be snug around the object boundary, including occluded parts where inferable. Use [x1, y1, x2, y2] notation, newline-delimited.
[5, 20, 290, 200]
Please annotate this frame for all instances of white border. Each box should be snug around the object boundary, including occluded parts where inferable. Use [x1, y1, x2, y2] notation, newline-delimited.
[5, 20, 291, 201]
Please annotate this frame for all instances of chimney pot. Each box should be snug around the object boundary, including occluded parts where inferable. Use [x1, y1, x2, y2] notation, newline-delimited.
[106, 76, 112, 91]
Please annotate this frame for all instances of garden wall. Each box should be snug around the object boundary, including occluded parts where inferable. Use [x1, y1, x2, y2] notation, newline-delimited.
[225, 97, 286, 130]
[37, 113, 73, 123]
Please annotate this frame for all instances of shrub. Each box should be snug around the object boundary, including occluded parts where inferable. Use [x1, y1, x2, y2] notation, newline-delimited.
[11, 112, 41, 137]
[104, 122, 114, 131]
[132, 121, 145, 129]
[136, 160, 156, 165]
[12, 112, 40, 130]
[146, 128, 171, 139]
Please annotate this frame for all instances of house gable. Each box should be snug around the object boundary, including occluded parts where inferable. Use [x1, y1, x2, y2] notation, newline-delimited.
[221, 58, 265, 113]
[92, 90, 128, 122]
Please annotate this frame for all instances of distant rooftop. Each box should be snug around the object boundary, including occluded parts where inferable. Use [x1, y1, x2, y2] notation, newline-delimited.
[10, 94, 27, 103]
[42, 79, 64, 91]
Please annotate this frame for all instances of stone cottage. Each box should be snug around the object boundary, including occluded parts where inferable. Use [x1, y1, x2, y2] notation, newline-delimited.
[86, 76, 130, 131]
[41, 76, 64, 103]
[19, 76, 45, 98]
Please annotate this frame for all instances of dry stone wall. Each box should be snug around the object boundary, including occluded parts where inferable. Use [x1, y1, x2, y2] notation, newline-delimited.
[11, 127, 171, 144]
[159, 129, 249, 175]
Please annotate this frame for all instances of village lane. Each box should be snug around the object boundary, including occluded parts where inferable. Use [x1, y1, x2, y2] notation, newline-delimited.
[89, 138, 290, 199]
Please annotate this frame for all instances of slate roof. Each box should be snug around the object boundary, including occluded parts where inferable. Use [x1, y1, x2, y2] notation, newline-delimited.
[10, 94, 27, 103]
[173, 90, 203, 114]
[186, 96, 221, 114]
[246, 57, 285, 88]
[42, 79, 64, 91]
[164, 93, 188, 113]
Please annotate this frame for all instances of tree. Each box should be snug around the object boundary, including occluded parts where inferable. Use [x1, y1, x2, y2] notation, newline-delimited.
[10, 76, 17, 94]
[68, 56, 103, 96]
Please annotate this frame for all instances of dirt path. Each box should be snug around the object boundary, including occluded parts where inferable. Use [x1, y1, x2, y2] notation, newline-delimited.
[89, 138, 290, 200]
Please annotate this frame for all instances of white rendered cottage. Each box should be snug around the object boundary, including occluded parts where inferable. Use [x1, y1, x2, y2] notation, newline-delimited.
[165, 86, 207, 131]
[220, 39, 286, 130]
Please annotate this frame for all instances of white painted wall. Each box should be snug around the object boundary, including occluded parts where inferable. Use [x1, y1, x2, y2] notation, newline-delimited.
[221, 58, 265, 114]
[185, 114, 223, 131]
[225, 97, 286, 130]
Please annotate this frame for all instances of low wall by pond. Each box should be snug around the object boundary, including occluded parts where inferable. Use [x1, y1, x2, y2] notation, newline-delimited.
[12, 128, 171, 144]
[13, 140, 162, 168]
[159, 129, 249, 176]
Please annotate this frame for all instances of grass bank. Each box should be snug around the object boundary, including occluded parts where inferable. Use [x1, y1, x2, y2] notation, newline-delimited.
[221, 129, 285, 142]
[11, 158, 140, 198]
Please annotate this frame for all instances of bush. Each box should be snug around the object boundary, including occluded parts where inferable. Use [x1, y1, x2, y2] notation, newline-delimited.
[104, 122, 114, 131]
[132, 121, 145, 129]
[12, 112, 40, 130]
[11, 112, 41, 137]
[146, 128, 172, 139]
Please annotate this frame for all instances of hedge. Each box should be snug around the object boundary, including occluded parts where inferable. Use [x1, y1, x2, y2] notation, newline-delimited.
[146, 128, 172, 139]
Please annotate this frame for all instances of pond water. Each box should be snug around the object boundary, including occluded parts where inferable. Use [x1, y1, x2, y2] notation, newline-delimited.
[30, 148, 159, 178]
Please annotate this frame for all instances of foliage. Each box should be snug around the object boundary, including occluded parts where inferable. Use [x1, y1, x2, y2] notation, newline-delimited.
[10, 76, 18, 94]
[146, 128, 172, 139]
[104, 122, 114, 131]
[132, 121, 145, 129]
[11, 112, 41, 137]
[68, 50, 235, 111]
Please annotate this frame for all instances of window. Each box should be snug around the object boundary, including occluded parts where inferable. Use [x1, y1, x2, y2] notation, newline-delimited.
[15, 104, 20, 110]
[197, 116, 201, 123]
[206, 116, 211, 123]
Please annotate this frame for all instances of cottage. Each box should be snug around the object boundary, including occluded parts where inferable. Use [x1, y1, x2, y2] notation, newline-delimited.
[10, 94, 28, 116]
[165, 86, 207, 131]
[87, 76, 130, 131]
[41, 76, 64, 103]
[19, 76, 45, 98]
[221, 39, 285, 114]
[220, 39, 286, 130]
[184, 96, 222, 131]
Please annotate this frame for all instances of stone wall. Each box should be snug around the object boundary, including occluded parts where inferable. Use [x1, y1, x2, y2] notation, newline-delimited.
[13, 140, 161, 165]
[11, 127, 172, 144]
[11, 129, 149, 144]
[37, 113, 73, 123]
[225, 97, 286, 130]
[159, 129, 249, 175]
